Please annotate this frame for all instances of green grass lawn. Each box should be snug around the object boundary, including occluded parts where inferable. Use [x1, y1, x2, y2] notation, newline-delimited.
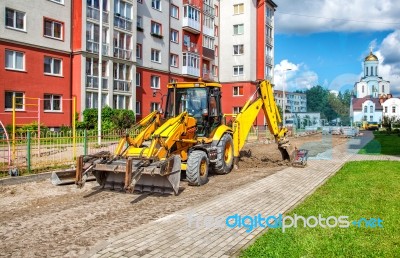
[241, 161, 400, 258]
[358, 132, 400, 155]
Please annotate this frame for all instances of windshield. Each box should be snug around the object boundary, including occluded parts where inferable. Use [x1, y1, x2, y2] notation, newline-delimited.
[165, 87, 208, 118]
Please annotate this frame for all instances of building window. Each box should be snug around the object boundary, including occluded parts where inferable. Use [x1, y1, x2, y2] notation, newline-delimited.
[203, 35, 214, 50]
[171, 29, 179, 43]
[233, 86, 243, 96]
[393, 106, 396, 113]
[151, 21, 162, 36]
[382, 85, 385, 93]
[375, 66, 378, 76]
[136, 43, 142, 59]
[233, 44, 244, 55]
[233, 24, 244, 35]
[113, 95, 130, 109]
[136, 72, 141, 87]
[152, 0, 161, 11]
[362, 85, 364, 93]
[137, 16, 143, 29]
[370, 116, 373, 122]
[371, 67, 373, 76]
[151, 49, 161, 63]
[171, 5, 179, 19]
[137, 0, 142, 3]
[86, 92, 107, 108]
[44, 94, 62, 111]
[151, 102, 160, 112]
[184, 6, 200, 21]
[5, 8, 25, 31]
[170, 54, 179, 67]
[363, 106, 367, 113]
[214, 5, 219, 17]
[233, 4, 244, 15]
[136, 101, 141, 114]
[370, 106, 373, 113]
[44, 18, 63, 40]
[365, 67, 368, 76]
[44, 56, 62, 75]
[151, 75, 160, 89]
[233, 107, 241, 114]
[5, 92, 24, 110]
[233, 65, 244, 76]
[212, 65, 218, 76]
[384, 106, 388, 113]
[5, 50, 24, 71]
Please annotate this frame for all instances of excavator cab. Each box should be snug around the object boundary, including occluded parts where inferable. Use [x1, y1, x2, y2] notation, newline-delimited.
[164, 84, 222, 137]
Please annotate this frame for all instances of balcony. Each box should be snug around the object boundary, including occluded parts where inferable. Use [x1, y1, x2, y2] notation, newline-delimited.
[86, 75, 108, 90]
[87, 5, 109, 23]
[86, 40, 109, 56]
[183, 43, 199, 54]
[202, 69, 215, 81]
[182, 66, 200, 77]
[113, 79, 132, 92]
[203, 3, 215, 17]
[183, 17, 200, 34]
[202, 25, 214, 38]
[266, 36, 273, 46]
[266, 55, 273, 65]
[183, 0, 201, 9]
[113, 47, 132, 60]
[114, 15, 132, 31]
[202, 47, 215, 60]
[266, 17, 272, 26]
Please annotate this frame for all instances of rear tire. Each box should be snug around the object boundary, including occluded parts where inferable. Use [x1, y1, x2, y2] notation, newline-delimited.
[212, 134, 234, 175]
[186, 150, 209, 186]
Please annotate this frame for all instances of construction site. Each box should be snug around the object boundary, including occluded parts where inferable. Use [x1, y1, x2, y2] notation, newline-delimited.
[0, 132, 356, 257]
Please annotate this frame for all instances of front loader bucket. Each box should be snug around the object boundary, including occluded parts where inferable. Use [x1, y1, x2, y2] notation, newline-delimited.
[51, 169, 95, 186]
[90, 155, 182, 195]
[278, 143, 296, 162]
[135, 156, 181, 194]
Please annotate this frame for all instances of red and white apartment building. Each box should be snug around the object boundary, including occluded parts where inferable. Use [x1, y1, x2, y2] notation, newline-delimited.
[1, 0, 276, 128]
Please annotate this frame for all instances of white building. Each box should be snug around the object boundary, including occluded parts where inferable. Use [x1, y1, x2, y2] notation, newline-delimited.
[382, 98, 400, 120]
[351, 51, 391, 124]
[274, 90, 307, 113]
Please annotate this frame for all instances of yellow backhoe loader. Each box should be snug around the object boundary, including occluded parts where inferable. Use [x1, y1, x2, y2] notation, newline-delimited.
[75, 80, 295, 194]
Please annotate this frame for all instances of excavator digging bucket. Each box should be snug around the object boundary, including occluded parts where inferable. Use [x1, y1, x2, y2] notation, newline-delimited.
[92, 155, 182, 195]
[278, 144, 296, 162]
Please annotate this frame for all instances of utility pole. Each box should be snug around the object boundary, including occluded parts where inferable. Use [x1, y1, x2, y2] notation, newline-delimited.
[97, 0, 103, 145]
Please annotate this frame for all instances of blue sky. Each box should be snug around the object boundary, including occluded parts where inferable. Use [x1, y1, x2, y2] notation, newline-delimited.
[272, 0, 400, 96]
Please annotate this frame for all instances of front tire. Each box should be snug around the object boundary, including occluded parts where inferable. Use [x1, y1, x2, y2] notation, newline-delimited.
[212, 134, 234, 175]
[186, 150, 209, 186]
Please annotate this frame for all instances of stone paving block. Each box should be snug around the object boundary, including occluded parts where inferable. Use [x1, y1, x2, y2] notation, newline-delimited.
[86, 134, 383, 258]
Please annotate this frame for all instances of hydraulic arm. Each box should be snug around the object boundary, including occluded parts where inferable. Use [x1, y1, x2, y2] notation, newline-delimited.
[232, 80, 295, 162]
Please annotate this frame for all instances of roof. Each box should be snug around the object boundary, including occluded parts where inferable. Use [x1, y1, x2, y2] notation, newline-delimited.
[365, 51, 378, 61]
[352, 97, 383, 110]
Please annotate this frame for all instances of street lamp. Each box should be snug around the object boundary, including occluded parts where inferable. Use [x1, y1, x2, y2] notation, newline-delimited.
[152, 90, 166, 112]
[282, 68, 292, 126]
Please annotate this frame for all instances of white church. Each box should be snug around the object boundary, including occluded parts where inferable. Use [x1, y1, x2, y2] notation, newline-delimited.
[350, 51, 400, 125]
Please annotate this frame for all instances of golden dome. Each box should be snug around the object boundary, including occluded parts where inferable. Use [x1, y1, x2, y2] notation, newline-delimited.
[365, 51, 378, 61]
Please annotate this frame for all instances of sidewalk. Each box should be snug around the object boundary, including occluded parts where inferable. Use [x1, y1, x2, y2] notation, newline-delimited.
[84, 132, 399, 258]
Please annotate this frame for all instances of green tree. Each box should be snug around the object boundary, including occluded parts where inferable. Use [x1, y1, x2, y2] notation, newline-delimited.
[112, 109, 136, 129]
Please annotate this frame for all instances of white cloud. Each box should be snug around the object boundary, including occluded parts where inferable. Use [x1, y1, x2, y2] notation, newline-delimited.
[274, 60, 318, 92]
[274, 0, 400, 34]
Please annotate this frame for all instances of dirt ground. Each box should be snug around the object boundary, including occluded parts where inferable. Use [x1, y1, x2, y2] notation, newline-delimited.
[0, 134, 349, 257]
